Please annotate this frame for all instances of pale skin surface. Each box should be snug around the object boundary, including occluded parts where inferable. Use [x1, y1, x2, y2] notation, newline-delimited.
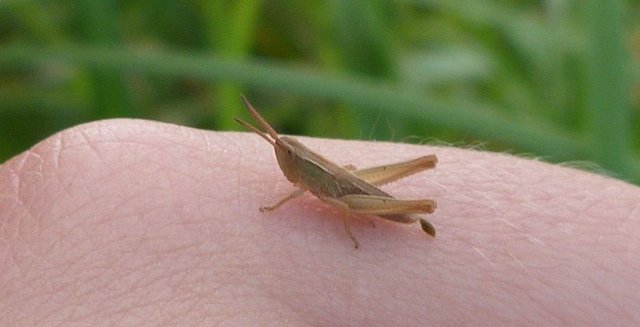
[1, 119, 639, 326]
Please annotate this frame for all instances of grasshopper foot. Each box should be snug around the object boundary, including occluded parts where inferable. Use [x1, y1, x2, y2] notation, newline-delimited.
[419, 218, 436, 237]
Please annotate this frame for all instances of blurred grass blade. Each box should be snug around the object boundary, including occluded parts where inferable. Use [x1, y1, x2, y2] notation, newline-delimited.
[0, 44, 589, 162]
[584, 0, 633, 178]
[75, 0, 133, 118]
[204, 0, 261, 129]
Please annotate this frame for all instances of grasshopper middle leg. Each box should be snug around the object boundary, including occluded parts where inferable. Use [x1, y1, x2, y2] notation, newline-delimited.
[320, 196, 360, 249]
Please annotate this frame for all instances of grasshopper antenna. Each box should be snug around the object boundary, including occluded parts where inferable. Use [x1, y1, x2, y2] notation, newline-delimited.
[234, 95, 276, 146]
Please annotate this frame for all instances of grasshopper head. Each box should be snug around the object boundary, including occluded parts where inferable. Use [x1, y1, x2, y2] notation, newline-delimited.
[274, 136, 303, 183]
[234, 95, 302, 184]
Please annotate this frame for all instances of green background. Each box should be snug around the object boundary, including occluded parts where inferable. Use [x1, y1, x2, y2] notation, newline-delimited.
[1, 0, 639, 183]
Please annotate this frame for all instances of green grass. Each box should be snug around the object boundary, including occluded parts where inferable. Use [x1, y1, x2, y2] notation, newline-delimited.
[1, 0, 638, 183]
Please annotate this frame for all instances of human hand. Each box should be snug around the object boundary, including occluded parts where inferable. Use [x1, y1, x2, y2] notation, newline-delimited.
[1, 119, 638, 325]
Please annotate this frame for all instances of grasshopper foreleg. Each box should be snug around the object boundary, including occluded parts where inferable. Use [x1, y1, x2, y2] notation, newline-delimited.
[261, 188, 306, 212]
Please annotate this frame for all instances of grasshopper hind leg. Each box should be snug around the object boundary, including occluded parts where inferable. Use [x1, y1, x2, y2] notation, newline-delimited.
[419, 218, 436, 237]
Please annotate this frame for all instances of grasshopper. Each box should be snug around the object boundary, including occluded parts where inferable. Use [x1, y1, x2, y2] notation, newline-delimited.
[234, 95, 438, 248]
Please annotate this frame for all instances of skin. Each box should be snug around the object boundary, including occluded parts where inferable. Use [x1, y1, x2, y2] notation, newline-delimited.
[1, 119, 639, 326]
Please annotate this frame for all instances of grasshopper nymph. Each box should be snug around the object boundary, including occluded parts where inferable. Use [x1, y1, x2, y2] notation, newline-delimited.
[234, 95, 438, 248]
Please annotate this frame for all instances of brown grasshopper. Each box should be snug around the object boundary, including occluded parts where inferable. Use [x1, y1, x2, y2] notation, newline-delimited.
[234, 95, 438, 248]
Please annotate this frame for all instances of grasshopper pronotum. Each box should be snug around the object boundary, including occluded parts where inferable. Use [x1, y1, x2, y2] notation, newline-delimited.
[234, 95, 438, 248]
